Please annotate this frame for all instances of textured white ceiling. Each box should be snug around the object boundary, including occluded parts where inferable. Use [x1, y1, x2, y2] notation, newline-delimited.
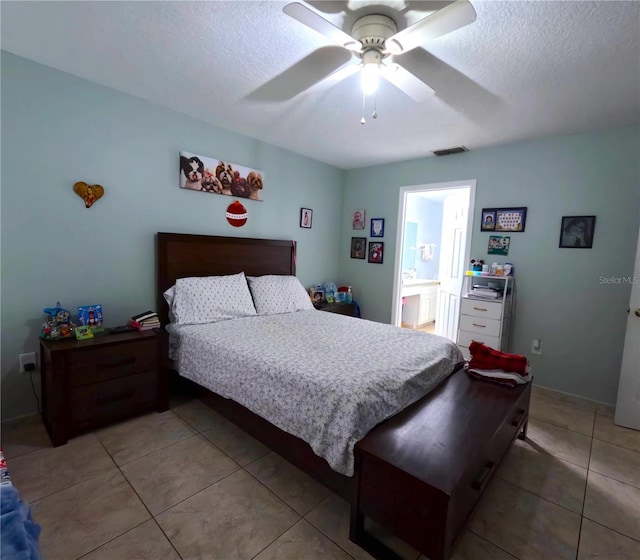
[2, 1, 639, 169]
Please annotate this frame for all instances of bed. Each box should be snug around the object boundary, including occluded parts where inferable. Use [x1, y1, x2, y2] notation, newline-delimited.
[156, 232, 531, 560]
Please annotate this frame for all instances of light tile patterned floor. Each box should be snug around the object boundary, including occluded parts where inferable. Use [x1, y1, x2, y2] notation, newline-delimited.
[2, 386, 639, 560]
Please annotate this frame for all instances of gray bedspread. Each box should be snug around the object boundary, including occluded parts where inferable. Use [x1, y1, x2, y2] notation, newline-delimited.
[168, 310, 462, 475]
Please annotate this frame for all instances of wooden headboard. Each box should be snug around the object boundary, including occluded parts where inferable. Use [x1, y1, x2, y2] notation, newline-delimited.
[156, 233, 297, 326]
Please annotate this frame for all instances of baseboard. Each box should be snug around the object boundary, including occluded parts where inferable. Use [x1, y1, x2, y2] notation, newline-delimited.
[1, 411, 41, 424]
[532, 383, 614, 410]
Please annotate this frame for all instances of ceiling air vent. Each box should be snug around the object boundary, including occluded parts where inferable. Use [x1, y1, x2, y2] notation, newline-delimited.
[432, 146, 468, 156]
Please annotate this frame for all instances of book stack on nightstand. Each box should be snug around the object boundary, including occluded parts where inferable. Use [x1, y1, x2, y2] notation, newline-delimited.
[128, 310, 160, 331]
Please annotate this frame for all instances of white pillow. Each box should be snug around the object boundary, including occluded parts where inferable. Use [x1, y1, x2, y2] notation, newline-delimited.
[163, 285, 177, 323]
[247, 275, 314, 315]
[171, 272, 257, 325]
[163, 285, 176, 307]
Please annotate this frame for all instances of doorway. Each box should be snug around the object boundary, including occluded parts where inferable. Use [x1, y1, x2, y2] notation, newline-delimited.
[392, 180, 476, 343]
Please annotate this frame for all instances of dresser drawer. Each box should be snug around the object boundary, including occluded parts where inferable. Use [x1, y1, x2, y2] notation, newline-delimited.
[448, 388, 529, 540]
[68, 340, 157, 386]
[459, 315, 501, 337]
[457, 331, 501, 352]
[488, 400, 528, 462]
[460, 298, 503, 320]
[70, 370, 158, 423]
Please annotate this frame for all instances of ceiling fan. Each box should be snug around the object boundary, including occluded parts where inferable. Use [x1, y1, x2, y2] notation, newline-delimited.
[282, 0, 476, 117]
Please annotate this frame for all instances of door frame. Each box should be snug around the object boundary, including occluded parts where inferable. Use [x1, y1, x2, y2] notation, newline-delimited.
[614, 226, 640, 429]
[392, 179, 477, 329]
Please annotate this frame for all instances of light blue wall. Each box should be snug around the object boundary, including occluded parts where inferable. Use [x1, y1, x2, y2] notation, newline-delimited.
[1, 52, 344, 420]
[3, 52, 638, 415]
[341, 125, 640, 404]
[406, 196, 443, 280]
[401, 221, 418, 272]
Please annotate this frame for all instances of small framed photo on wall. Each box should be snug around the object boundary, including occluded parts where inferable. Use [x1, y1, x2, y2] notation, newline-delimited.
[488, 235, 510, 255]
[368, 241, 384, 264]
[351, 237, 366, 259]
[352, 209, 365, 230]
[370, 218, 385, 238]
[559, 215, 596, 248]
[300, 208, 313, 228]
[481, 210, 496, 231]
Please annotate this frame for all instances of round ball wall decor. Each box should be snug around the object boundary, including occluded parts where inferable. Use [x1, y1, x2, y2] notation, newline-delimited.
[226, 200, 248, 227]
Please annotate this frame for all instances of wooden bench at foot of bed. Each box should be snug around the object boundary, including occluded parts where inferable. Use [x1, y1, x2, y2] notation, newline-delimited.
[351, 369, 530, 560]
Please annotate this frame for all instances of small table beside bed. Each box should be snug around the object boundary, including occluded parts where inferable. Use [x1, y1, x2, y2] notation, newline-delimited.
[156, 232, 531, 560]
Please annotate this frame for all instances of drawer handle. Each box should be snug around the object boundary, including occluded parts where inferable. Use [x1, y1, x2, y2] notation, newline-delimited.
[472, 323, 486, 328]
[511, 409, 526, 427]
[473, 307, 488, 312]
[471, 461, 496, 491]
[96, 390, 135, 406]
[96, 357, 136, 371]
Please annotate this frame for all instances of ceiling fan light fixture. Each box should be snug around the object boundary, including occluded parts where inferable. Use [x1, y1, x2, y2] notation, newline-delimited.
[360, 49, 382, 95]
[361, 62, 381, 95]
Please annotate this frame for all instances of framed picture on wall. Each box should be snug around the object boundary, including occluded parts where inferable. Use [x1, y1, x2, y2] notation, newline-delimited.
[352, 209, 365, 230]
[482, 207, 527, 232]
[351, 237, 366, 259]
[559, 215, 596, 248]
[368, 241, 384, 264]
[370, 218, 385, 238]
[481, 210, 496, 231]
[300, 208, 313, 228]
[488, 235, 510, 255]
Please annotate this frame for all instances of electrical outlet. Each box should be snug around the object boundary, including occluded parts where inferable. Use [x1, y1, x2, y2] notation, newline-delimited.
[531, 338, 542, 356]
[19, 352, 37, 373]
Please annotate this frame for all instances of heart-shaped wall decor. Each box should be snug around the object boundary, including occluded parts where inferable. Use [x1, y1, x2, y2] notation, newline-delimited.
[73, 181, 104, 208]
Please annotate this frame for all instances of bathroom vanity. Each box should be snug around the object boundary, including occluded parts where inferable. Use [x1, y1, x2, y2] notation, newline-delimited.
[401, 279, 439, 328]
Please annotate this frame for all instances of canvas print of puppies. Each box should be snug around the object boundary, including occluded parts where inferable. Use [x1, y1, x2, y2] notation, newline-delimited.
[180, 151, 263, 201]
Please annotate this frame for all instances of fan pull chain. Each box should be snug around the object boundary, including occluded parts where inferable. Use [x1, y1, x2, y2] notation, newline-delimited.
[360, 90, 366, 124]
[372, 90, 378, 119]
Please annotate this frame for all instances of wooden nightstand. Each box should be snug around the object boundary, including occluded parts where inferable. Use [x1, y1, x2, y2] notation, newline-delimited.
[319, 302, 356, 317]
[39, 330, 168, 446]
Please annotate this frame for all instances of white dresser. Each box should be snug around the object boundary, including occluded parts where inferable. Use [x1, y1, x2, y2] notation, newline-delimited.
[457, 275, 514, 360]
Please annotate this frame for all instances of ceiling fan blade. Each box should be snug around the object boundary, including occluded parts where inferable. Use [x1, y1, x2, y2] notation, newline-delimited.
[382, 63, 435, 102]
[396, 48, 503, 121]
[385, 0, 476, 55]
[308, 63, 360, 94]
[283, 2, 361, 51]
[246, 46, 352, 101]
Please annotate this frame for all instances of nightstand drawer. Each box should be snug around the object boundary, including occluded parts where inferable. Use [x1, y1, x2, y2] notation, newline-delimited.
[70, 370, 158, 423]
[68, 340, 157, 386]
[460, 299, 503, 320]
[459, 315, 501, 337]
[320, 302, 356, 316]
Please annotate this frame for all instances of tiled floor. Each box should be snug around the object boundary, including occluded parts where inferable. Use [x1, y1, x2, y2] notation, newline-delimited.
[2, 385, 639, 560]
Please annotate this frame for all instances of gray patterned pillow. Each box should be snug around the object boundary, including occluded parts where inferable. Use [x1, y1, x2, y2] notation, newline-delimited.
[172, 273, 257, 325]
[247, 275, 314, 315]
